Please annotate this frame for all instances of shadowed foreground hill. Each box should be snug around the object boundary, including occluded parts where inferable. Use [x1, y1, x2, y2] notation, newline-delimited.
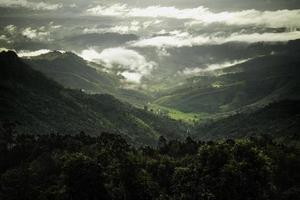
[0, 51, 186, 145]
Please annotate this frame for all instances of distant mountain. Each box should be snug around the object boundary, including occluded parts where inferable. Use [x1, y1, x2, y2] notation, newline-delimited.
[194, 100, 300, 141]
[24, 51, 152, 106]
[138, 39, 300, 88]
[155, 53, 300, 113]
[0, 51, 187, 146]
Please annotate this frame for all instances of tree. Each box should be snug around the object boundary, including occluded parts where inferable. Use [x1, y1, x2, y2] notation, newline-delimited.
[0, 167, 30, 200]
[62, 153, 110, 200]
[158, 136, 167, 153]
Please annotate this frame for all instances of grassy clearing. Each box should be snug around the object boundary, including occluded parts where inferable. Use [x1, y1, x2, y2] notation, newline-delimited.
[147, 104, 211, 124]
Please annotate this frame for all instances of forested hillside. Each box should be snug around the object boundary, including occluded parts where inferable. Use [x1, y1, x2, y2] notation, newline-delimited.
[25, 51, 152, 106]
[1, 1, 300, 199]
[0, 51, 187, 146]
[155, 54, 300, 113]
[194, 100, 300, 141]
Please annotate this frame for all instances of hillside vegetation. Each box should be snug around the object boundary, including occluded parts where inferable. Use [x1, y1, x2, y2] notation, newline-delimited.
[194, 100, 300, 141]
[0, 126, 299, 200]
[155, 54, 300, 114]
[0, 51, 187, 146]
[25, 51, 152, 106]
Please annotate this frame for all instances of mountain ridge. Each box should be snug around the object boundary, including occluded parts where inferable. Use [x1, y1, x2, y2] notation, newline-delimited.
[24, 50, 153, 106]
[0, 50, 187, 146]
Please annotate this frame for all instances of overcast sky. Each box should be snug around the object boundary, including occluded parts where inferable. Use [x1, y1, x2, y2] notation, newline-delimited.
[1, 0, 300, 84]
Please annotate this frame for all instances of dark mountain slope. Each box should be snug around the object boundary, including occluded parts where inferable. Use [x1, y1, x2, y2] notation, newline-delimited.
[24, 51, 152, 106]
[0, 51, 186, 145]
[25, 51, 119, 94]
[194, 100, 300, 140]
[155, 53, 300, 113]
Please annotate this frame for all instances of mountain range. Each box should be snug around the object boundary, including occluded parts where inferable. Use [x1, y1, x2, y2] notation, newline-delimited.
[0, 51, 187, 146]
[1, 38, 300, 145]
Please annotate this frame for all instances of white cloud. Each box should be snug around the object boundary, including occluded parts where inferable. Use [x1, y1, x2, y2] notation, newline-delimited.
[17, 49, 66, 57]
[131, 31, 200, 48]
[86, 4, 127, 16]
[110, 23, 140, 33]
[120, 71, 143, 83]
[50, 24, 62, 29]
[83, 25, 140, 34]
[187, 9, 300, 28]
[131, 31, 300, 48]
[79, 48, 156, 83]
[3, 25, 59, 42]
[224, 31, 300, 43]
[182, 59, 251, 75]
[4, 25, 17, 35]
[83, 20, 161, 34]
[0, 47, 11, 52]
[205, 59, 250, 71]
[0, 0, 62, 10]
[0, 35, 7, 40]
[0, 35, 9, 41]
[21, 27, 50, 40]
[69, 3, 77, 8]
[86, 4, 206, 19]
[79, 49, 102, 62]
[33, 1, 62, 10]
[86, 4, 300, 28]
[156, 47, 170, 57]
[17, 49, 51, 57]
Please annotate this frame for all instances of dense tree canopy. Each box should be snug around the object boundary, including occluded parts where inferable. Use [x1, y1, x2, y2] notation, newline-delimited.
[0, 122, 299, 200]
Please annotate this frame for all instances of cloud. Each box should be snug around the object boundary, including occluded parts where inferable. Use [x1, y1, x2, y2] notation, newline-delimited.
[86, 4, 128, 16]
[223, 31, 300, 43]
[84, 23, 140, 34]
[0, 0, 63, 10]
[0, 35, 8, 40]
[0, 35, 9, 41]
[86, 4, 300, 28]
[17, 49, 51, 57]
[187, 9, 300, 28]
[79, 48, 156, 83]
[120, 71, 144, 83]
[83, 20, 162, 34]
[86, 4, 207, 19]
[156, 47, 170, 57]
[49, 22, 62, 29]
[131, 31, 300, 48]
[69, 3, 77, 8]
[2, 24, 60, 46]
[110, 24, 140, 33]
[182, 59, 251, 75]
[78, 49, 101, 62]
[0, 47, 11, 52]
[17, 49, 66, 57]
[131, 31, 198, 48]
[21, 27, 50, 40]
[4, 25, 17, 35]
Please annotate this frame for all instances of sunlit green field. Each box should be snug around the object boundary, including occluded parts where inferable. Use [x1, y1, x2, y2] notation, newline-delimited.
[147, 104, 211, 124]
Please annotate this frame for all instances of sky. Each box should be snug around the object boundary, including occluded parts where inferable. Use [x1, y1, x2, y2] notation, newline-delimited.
[0, 0, 300, 85]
